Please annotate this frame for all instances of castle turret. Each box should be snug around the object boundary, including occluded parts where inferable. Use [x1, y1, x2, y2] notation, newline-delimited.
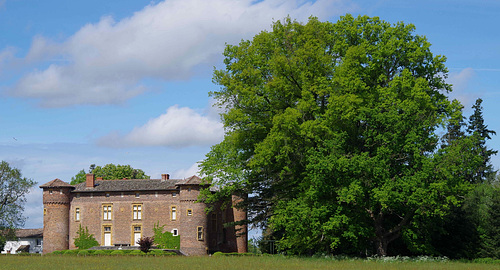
[177, 176, 210, 255]
[39, 179, 74, 254]
[232, 194, 248, 253]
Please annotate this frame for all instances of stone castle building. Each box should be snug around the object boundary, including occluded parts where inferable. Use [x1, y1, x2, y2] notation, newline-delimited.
[40, 173, 247, 255]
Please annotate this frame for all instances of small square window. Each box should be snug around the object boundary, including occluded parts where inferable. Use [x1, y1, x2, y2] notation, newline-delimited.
[106, 193, 110, 197]
[172, 192, 177, 197]
[135, 193, 140, 198]
[187, 209, 192, 216]
[171, 229, 178, 236]
[49, 190, 53, 195]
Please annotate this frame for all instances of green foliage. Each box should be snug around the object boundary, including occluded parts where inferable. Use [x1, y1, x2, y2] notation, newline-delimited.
[63, 249, 79, 255]
[70, 164, 150, 184]
[110, 250, 124, 256]
[153, 222, 180, 249]
[0, 161, 37, 228]
[129, 249, 145, 256]
[77, 250, 89, 256]
[480, 184, 500, 258]
[74, 224, 99, 250]
[92, 250, 107, 256]
[201, 15, 478, 256]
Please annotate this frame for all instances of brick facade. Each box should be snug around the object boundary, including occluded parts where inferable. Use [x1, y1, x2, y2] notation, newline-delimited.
[40, 175, 247, 255]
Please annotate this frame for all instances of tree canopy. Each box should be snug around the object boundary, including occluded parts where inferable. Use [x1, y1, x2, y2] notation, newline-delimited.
[0, 161, 36, 228]
[70, 164, 150, 185]
[200, 15, 482, 256]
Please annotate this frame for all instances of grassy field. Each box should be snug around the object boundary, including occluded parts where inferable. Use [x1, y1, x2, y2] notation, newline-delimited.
[1, 255, 499, 270]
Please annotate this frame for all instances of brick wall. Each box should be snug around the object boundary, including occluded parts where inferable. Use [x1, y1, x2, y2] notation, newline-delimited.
[68, 187, 210, 255]
[42, 188, 71, 254]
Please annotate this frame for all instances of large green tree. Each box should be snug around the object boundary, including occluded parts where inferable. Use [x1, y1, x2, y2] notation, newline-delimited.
[201, 15, 474, 256]
[0, 161, 36, 228]
[70, 164, 150, 185]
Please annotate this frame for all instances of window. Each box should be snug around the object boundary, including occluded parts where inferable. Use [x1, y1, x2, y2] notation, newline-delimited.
[188, 187, 191, 192]
[76, 193, 80, 198]
[75, 208, 81, 221]
[106, 193, 110, 197]
[133, 204, 142, 220]
[187, 209, 193, 216]
[135, 192, 140, 198]
[103, 204, 112, 221]
[172, 192, 177, 197]
[171, 206, 177, 220]
[197, 226, 203, 241]
[49, 190, 53, 195]
[59, 189, 63, 194]
[171, 229, 178, 236]
[43, 208, 47, 216]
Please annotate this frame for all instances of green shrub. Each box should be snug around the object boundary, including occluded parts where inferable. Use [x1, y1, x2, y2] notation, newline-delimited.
[93, 250, 107, 256]
[473, 258, 500, 264]
[110, 250, 124, 256]
[74, 225, 99, 250]
[129, 250, 145, 256]
[50, 250, 64, 255]
[77, 250, 89, 256]
[150, 249, 166, 256]
[63, 250, 80, 255]
[212, 252, 256, 257]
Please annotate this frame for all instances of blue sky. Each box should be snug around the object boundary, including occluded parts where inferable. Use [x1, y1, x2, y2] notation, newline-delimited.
[1, 0, 499, 235]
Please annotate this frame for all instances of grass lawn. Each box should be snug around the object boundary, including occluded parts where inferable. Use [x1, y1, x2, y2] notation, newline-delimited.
[1, 255, 499, 270]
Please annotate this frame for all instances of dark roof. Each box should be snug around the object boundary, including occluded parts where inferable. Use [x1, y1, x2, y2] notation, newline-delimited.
[72, 176, 204, 193]
[39, 179, 74, 189]
[176, 175, 206, 186]
[16, 229, 43, 238]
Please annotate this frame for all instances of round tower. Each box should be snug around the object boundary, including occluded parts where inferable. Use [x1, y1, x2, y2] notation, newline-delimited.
[39, 179, 74, 254]
[232, 194, 248, 253]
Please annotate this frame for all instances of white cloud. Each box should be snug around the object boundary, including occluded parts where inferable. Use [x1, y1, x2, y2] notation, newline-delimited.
[173, 162, 201, 179]
[6, 0, 352, 107]
[447, 67, 478, 108]
[97, 104, 223, 147]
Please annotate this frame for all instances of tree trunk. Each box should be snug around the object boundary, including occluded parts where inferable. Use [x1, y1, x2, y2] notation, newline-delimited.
[368, 208, 414, 256]
[375, 237, 388, 256]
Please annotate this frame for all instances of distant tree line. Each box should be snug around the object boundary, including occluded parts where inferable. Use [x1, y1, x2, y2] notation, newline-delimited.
[70, 164, 150, 185]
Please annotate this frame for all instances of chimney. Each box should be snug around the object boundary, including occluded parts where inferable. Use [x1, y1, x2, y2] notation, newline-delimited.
[86, 174, 95, 188]
[162, 174, 169, 180]
[166, 174, 170, 179]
